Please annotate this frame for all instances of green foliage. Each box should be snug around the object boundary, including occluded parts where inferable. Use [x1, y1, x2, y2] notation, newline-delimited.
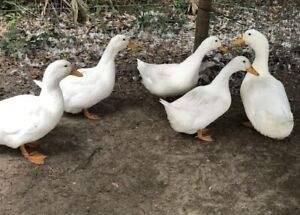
[0, 12, 25, 57]
[1, 0, 27, 13]
[93, 3, 118, 16]
[0, 28, 27, 58]
[5, 13, 22, 30]
[136, 6, 187, 33]
[173, 0, 186, 13]
[0, 15, 62, 58]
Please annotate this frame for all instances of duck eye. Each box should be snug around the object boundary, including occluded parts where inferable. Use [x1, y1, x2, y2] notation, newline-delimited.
[215, 40, 218, 42]
[243, 60, 246, 63]
[64, 65, 68, 67]
[123, 38, 126, 41]
[248, 33, 251, 36]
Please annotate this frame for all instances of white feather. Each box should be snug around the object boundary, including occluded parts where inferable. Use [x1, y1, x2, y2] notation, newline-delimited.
[137, 36, 224, 97]
[0, 60, 73, 148]
[161, 56, 255, 135]
[239, 29, 294, 139]
[34, 35, 132, 114]
[33, 80, 42, 88]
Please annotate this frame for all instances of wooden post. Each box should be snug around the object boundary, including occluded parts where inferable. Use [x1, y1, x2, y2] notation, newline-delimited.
[194, 0, 211, 51]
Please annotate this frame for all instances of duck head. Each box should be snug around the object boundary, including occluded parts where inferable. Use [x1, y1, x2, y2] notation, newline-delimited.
[110, 35, 137, 52]
[229, 56, 259, 76]
[44, 60, 82, 83]
[233, 29, 269, 50]
[202, 36, 228, 54]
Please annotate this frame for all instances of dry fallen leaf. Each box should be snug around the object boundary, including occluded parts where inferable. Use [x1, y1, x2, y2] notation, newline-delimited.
[0, 24, 6, 37]
[111, 182, 119, 188]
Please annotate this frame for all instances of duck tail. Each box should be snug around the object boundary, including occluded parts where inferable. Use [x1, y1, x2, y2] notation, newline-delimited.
[137, 59, 146, 72]
[33, 80, 43, 88]
[159, 99, 170, 107]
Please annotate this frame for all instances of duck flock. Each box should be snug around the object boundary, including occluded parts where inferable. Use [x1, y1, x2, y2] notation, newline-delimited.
[0, 29, 294, 164]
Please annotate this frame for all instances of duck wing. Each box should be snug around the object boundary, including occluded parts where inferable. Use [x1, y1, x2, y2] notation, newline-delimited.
[0, 95, 42, 134]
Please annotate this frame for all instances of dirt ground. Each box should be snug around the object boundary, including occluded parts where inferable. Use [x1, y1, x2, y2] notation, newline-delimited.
[0, 62, 299, 214]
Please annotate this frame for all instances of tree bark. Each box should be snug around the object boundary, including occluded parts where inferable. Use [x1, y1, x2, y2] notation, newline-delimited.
[194, 0, 211, 51]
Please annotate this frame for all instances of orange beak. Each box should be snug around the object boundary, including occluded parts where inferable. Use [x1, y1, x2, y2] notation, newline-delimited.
[218, 44, 229, 54]
[70, 70, 83, 77]
[232, 36, 245, 46]
[246, 66, 259, 76]
[127, 42, 138, 49]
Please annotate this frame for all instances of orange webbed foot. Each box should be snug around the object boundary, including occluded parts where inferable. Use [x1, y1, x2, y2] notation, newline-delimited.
[83, 109, 100, 120]
[20, 145, 47, 165]
[27, 151, 47, 165]
[196, 129, 213, 142]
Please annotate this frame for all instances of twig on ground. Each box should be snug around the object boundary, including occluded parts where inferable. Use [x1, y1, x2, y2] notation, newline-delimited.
[42, 0, 49, 16]
[73, 146, 103, 171]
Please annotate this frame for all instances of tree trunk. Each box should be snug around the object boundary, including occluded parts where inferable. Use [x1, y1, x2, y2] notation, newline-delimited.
[194, 0, 211, 51]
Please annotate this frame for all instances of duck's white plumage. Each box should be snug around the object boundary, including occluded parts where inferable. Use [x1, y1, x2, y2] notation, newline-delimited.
[34, 34, 133, 115]
[236, 29, 294, 139]
[137, 36, 226, 97]
[0, 60, 74, 149]
[160, 87, 227, 134]
[160, 56, 258, 135]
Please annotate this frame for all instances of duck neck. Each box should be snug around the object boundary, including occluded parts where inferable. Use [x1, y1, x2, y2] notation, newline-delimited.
[97, 41, 119, 67]
[251, 40, 269, 74]
[183, 41, 210, 69]
[40, 73, 64, 108]
[211, 66, 236, 89]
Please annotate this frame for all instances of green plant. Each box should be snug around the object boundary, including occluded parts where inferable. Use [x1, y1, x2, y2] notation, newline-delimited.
[136, 5, 187, 34]
[0, 28, 27, 58]
[0, 14, 63, 58]
[5, 12, 23, 29]
[174, 0, 186, 13]
[0, 12, 26, 57]
[1, 0, 27, 13]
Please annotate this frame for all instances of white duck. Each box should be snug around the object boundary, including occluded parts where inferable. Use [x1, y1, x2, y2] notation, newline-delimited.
[233, 29, 294, 139]
[34, 35, 137, 120]
[137, 36, 228, 97]
[0, 60, 82, 164]
[160, 56, 259, 141]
